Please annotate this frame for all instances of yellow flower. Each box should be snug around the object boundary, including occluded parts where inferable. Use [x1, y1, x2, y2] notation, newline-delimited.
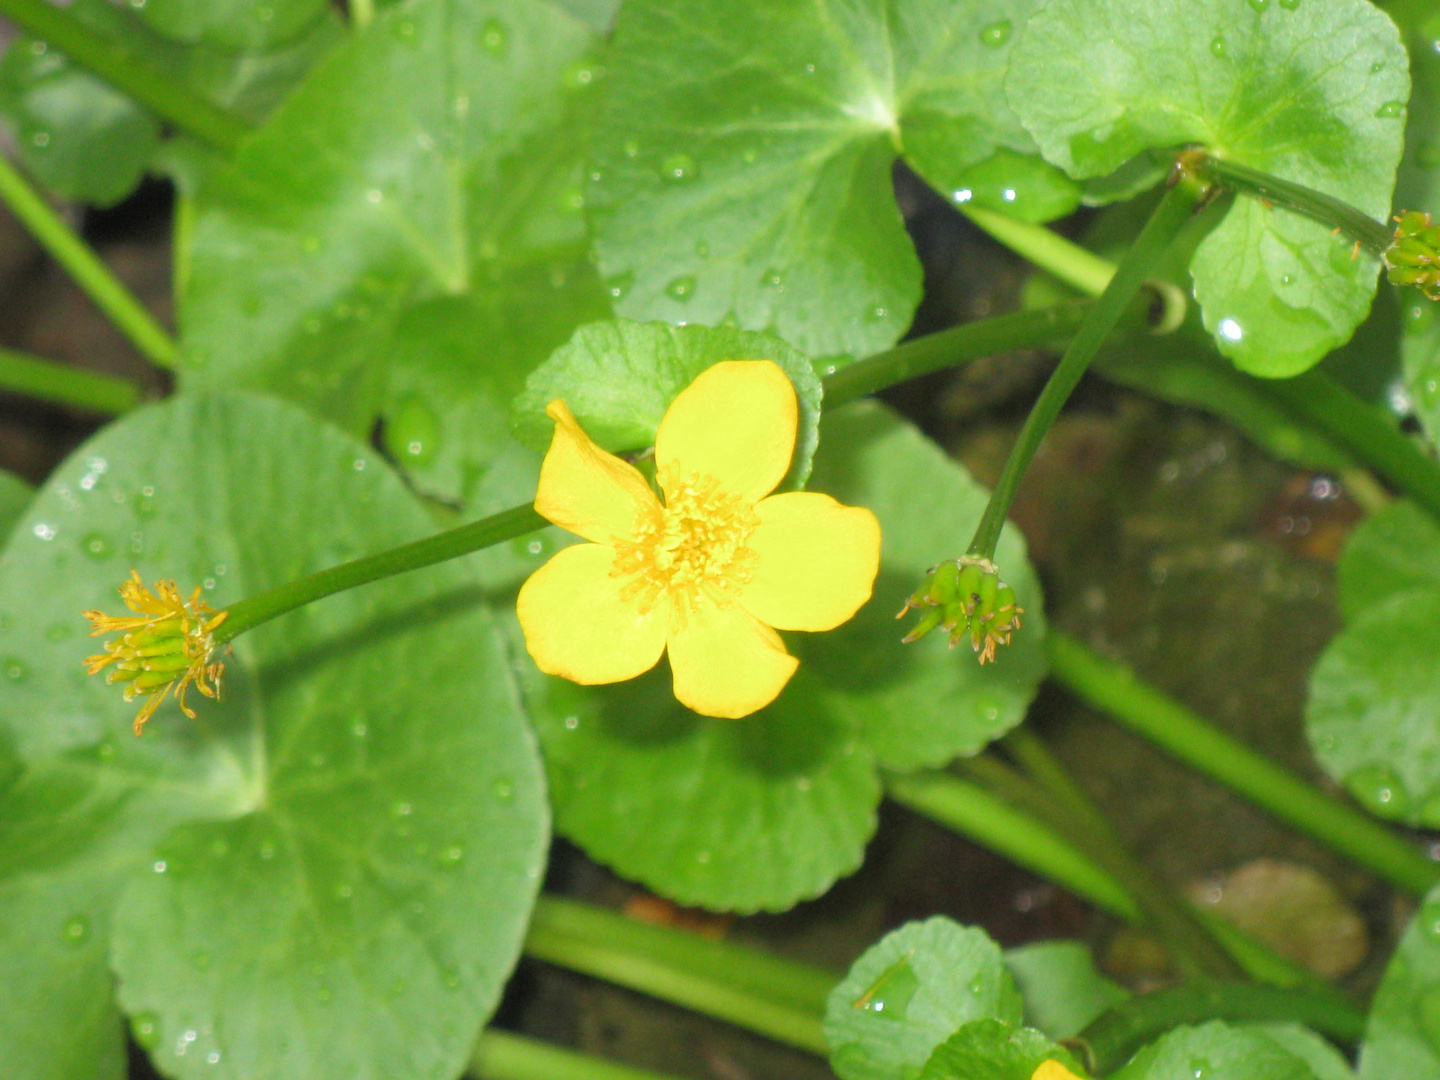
[1032, 1061, 1084, 1080]
[517, 360, 881, 718]
[83, 570, 227, 735]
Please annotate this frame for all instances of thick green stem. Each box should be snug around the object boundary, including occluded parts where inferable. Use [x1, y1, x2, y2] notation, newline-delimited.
[960, 206, 1117, 298]
[1077, 982, 1366, 1077]
[1198, 154, 1393, 257]
[966, 174, 1209, 561]
[822, 302, 1088, 410]
[524, 896, 833, 1055]
[0, 0, 250, 154]
[1047, 630, 1440, 897]
[215, 504, 545, 642]
[0, 155, 178, 370]
[470, 1031, 685, 1080]
[0, 346, 142, 414]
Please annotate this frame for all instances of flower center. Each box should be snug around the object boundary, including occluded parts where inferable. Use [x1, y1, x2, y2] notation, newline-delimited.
[611, 465, 759, 617]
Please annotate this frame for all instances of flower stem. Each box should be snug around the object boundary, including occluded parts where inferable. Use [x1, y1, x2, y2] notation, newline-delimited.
[1046, 630, 1440, 897]
[0, 155, 178, 370]
[960, 205, 1117, 298]
[0, 0, 250, 154]
[523, 895, 833, 1055]
[214, 504, 545, 643]
[470, 1031, 687, 1080]
[0, 345, 142, 414]
[965, 171, 1210, 562]
[822, 302, 1089, 410]
[1196, 153, 1393, 257]
[1076, 982, 1366, 1077]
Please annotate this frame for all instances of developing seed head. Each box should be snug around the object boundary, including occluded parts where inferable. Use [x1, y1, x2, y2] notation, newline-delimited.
[896, 555, 1023, 663]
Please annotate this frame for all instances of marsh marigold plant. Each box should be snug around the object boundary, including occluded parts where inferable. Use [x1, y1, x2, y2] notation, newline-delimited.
[517, 360, 881, 718]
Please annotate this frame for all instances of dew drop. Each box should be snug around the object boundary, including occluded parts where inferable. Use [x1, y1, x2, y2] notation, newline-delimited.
[480, 18, 507, 55]
[492, 777, 514, 802]
[1217, 317, 1244, 342]
[384, 398, 440, 467]
[979, 19, 1011, 46]
[1343, 763, 1410, 819]
[3, 657, 29, 683]
[351, 719, 369, 739]
[852, 953, 919, 1020]
[606, 271, 633, 299]
[206, 1051, 221, 1065]
[1209, 36, 1227, 59]
[658, 153, 698, 182]
[665, 275, 696, 302]
[61, 915, 90, 946]
[563, 60, 596, 89]
[1377, 101, 1405, 119]
[1277, 0, 1298, 8]
[438, 843, 464, 866]
[866, 304, 888, 321]
[153, 860, 167, 874]
[131, 1012, 161, 1050]
[563, 715, 579, 730]
[762, 268, 785, 290]
[1247, 0, 1269, 11]
[392, 800, 414, 817]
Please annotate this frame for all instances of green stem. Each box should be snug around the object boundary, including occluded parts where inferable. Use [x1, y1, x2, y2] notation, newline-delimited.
[470, 1031, 685, 1080]
[214, 504, 545, 643]
[966, 173, 1209, 561]
[1077, 982, 1366, 1077]
[822, 302, 1088, 410]
[1197, 153, 1393, 257]
[999, 729, 1241, 981]
[0, 346, 142, 414]
[960, 205, 1117, 298]
[0, 155, 178, 370]
[0, 0, 250, 154]
[348, 0, 375, 29]
[1046, 630, 1440, 897]
[524, 896, 834, 1055]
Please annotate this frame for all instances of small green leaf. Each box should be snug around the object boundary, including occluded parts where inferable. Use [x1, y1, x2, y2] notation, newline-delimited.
[0, 470, 32, 542]
[588, 0, 1077, 364]
[1359, 882, 1440, 1080]
[178, 0, 609, 437]
[918, 1019, 1079, 1080]
[0, 393, 548, 1080]
[1008, 0, 1408, 377]
[1336, 500, 1440, 622]
[799, 402, 1046, 772]
[512, 320, 824, 488]
[825, 917, 1023, 1080]
[132, 0, 329, 50]
[1251, 1025, 1355, 1080]
[1004, 941, 1128, 1041]
[1306, 588, 1440, 826]
[1111, 1022, 1320, 1080]
[518, 657, 880, 913]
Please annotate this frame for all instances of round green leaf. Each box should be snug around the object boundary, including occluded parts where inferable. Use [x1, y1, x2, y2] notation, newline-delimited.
[178, 0, 610, 437]
[587, 0, 1077, 364]
[0, 392, 548, 1080]
[1306, 588, 1440, 827]
[1112, 1022, 1320, 1080]
[0, 469, 32, 543]
[519, 657, 880, 913]
[1336, 499, 1440, 622]
[1359, 883, 1440, 1080]
[512, 320, 825, 488]
[918, 1019, 1076, 1080]
[799, 402, 1046, 773]
[1007, 0, 1408, 377]
[825, 916, 1023, 1080]
[1004, 941, 1128, 1042]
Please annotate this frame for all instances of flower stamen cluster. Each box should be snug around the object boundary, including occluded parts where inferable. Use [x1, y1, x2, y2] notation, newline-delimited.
[897, 556, 1023, 663]
[83, 570, 227, 735]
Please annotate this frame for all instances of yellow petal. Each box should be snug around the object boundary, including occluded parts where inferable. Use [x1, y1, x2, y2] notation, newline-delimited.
[536, 400, 660, 544]
[666, 599, 798, 718]
[655, 360, 797, 504]
[1032, 1062, 1085, 1080]
[517, 543, 667, 684]
[741, 492, 881, 631]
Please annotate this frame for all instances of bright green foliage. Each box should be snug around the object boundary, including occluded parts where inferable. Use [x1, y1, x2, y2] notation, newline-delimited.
[511, 401, 1044, 910]
[1359, 883, 1440, 1080]
[1307, 588, 1440, 827]
[825, 917, 1023, 1080]
[0, 394, 548, 1080]
[177, 0, 610, 447]
[133, 0, 329, 50]
[0, 470, 32, 542]
[1336, 499, 1440, 622]
[1110, 1022, 1321, 1080]
[587, 0, 1077, 364]
[917, 1019, 1078, 1080]
[512, 320, 825, 489]
[1008, 0, 1408, 377]
[1255, 1025, 1357, 1080]
[1004, 941, 1128, 1041]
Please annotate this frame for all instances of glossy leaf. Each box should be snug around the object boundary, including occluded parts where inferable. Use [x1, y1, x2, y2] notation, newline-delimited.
[1359, 882, 1440, 1080]
[588, 0, 1078, 364]
[178, 0, 610, 444]
[825, 916, 1023, 1080]
[133, 0, 329, 51]
[917, 1019, 1078, 1080]
[512, 320, 824, 489]
[1111, 1022, 1320, 1080]
[1004, 941, 1128, 1041]
[1306, 588, 1440, 827]
[0, 393, 548, 1080]
[1336, 499, 1440, 622]
[1008, 0, 1408, 377]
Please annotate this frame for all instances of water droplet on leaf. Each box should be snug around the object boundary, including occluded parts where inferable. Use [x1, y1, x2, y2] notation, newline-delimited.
[665, 275, 696, 301]
[979, 19, 1011, 46]
[1377, 101, 1405, 119]
[3, 657, 28, 683]
[1344, 763, 1409, 819]
[852, 953, 919, 1020]
[61, 915, 89, 946]
[480, 18, 507, 55]
[1209, 36, 1227, 59]
[131, 1012, 161, 1050]
[659, 153, 698, 182]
